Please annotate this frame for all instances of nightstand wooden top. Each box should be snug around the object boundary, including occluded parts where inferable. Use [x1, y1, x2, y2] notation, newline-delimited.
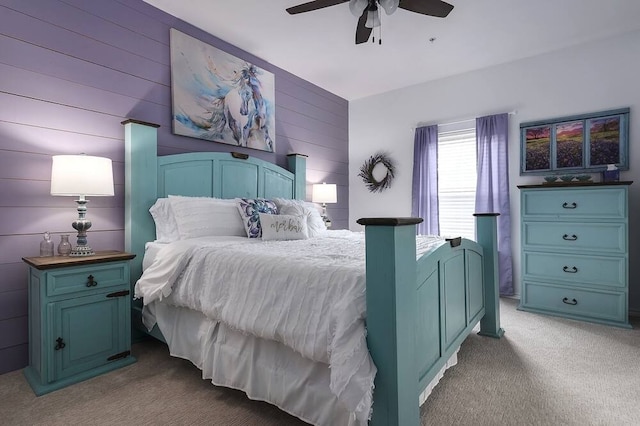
[23, 250, 136, 270]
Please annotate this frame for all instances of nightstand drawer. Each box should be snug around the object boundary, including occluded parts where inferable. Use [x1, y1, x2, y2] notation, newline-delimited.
[521, 282, 626, 324]
[46, 262, 129, 297]
[523, 252, 626, 289]
[521, 188, 626, 219]
[522, 222, 626, 254]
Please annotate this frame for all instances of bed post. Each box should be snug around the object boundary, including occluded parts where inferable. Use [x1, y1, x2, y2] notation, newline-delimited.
[122, 119, 159, 289]
[286, 153, 307, 200]
[356, 217, 423, 426]
[474, 213, 505, 338]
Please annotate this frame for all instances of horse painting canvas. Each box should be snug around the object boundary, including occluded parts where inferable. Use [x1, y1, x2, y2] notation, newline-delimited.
[170, 29, 275, 152]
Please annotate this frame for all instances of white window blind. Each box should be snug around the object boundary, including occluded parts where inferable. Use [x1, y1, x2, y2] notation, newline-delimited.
[437, 126, 477, 240]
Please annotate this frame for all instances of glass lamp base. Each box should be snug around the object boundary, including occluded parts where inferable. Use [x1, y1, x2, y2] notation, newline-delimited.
[69, 245, 95, 257]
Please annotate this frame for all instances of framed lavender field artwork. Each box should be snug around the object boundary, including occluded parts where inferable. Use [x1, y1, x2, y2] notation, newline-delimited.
[555, 121, 583, 169]
[589, 116, 621, 166]
[170, 29, 275, 152]
[520, 108, 629, 174]
[524, 125, 551, 171]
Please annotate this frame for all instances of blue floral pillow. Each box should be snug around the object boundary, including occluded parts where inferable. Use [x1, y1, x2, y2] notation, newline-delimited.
[237, 198, 278, 238]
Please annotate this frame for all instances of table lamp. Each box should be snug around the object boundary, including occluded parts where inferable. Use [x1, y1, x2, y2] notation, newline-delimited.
[50, 155, 114, 256]
[311, 183, 337, 227]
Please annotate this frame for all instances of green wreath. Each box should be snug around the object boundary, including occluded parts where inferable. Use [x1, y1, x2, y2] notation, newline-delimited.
[358, 152, 396, 193]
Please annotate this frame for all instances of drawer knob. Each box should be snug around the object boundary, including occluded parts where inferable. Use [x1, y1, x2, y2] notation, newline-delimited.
[86, 274, 98, 287]
[54, 337, 66, 350]
[562, 234, 578, 241]
[562, 297, 578, 305]
[563, 266, 578, 273]
[562, 202, 577, 209]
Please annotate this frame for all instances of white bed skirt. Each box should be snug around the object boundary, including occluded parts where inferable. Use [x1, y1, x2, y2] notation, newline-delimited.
[146, 302, 458, 426]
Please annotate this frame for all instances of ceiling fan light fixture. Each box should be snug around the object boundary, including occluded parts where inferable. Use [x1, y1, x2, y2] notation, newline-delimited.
[379, 0, 399, 15]
[365, 10, 380, 28]
[349, 0, 368, 17]
[365, 7, 380, 28]
[286, 0, 454, 45]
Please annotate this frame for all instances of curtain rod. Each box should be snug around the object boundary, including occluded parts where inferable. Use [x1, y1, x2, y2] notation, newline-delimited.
[414, 110, 518, 129]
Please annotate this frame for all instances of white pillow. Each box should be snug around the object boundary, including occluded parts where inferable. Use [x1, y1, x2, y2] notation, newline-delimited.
[302, 201, 329, 236]
[273, 198, 327, 237]
[259, 213, 308, 241]
[149, 198, 180, 243]
[168, 195, 246, 239]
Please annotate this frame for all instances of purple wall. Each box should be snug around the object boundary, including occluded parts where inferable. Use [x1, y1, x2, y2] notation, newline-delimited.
[0, 0, 349, 374]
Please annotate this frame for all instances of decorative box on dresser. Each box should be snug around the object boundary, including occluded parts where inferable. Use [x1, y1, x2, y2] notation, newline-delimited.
[518, 182, 632, 328]
[22, 251, 137, 395]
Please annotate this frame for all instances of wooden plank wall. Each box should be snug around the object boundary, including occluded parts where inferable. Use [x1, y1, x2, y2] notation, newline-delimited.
[0, 0, 349, 374]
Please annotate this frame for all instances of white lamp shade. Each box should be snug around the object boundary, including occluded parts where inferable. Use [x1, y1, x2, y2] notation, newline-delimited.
[311, 183, 337, 204]
[51, 155, 114, 196]
[365, 9, 381, 28]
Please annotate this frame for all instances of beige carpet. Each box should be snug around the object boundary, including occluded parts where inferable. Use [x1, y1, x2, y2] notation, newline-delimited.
[1, 299, 638, 425]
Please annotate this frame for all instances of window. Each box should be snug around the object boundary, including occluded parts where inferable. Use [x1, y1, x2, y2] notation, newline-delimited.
[437, 125, 477, 240]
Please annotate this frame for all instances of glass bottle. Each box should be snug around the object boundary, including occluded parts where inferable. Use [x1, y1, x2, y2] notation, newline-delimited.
[57, 234, 72, 256]
[40, 232, 54, 257]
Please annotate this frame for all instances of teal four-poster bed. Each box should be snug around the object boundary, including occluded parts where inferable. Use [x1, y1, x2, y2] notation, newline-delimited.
[122, 119, 503, 426]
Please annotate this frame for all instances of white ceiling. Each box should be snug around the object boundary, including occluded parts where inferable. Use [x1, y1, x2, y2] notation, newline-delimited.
[144, 0, 640, 100]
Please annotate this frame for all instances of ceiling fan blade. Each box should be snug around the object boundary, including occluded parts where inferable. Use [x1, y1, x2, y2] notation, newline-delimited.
[355, 10, 372, 44]
[398, 0, 454, 18]
[286, 0, 348, 15]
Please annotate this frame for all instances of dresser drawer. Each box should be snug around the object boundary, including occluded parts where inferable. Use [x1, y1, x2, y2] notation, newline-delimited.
[46, 262, 129, 297]
[522, 252, 626, 289]
[521, 187, 627, 219]
[521, 282, 627, 324]
[522, 222, 626, 254]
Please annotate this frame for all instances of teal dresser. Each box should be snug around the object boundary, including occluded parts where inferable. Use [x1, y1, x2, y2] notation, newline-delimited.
[22, 251, 137, 395]
[518, 182, 632, 328]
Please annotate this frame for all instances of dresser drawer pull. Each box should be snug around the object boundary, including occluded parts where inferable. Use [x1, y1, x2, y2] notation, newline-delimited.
[562, 234, 578, 241]
[54, 337, 66, 350]
[86, 275, 98, 287]
[562, 202, 577, 209]
[562, 297, 578, 305]
[563, 266, 578, 273]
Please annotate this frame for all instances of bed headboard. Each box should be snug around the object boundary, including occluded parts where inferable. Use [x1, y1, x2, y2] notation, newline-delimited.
[122, 119, 307, 286]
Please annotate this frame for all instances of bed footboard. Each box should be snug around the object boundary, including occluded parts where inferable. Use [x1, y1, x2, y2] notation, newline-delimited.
[475, 213, 505, 339]
[357, 215, 503, 426]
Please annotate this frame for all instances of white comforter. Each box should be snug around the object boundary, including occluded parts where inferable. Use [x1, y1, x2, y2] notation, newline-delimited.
[135, 230, 444, 424]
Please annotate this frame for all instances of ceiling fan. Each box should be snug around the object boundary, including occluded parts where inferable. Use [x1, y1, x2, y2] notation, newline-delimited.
[286, 0, 454, 44]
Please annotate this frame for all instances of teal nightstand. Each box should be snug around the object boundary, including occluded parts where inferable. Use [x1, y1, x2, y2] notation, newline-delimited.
[22, 251, 137, 395]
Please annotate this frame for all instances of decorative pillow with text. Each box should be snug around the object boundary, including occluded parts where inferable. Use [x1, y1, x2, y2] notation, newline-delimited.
[273, 198, 328, 238]
[259, 213, 309, 241]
